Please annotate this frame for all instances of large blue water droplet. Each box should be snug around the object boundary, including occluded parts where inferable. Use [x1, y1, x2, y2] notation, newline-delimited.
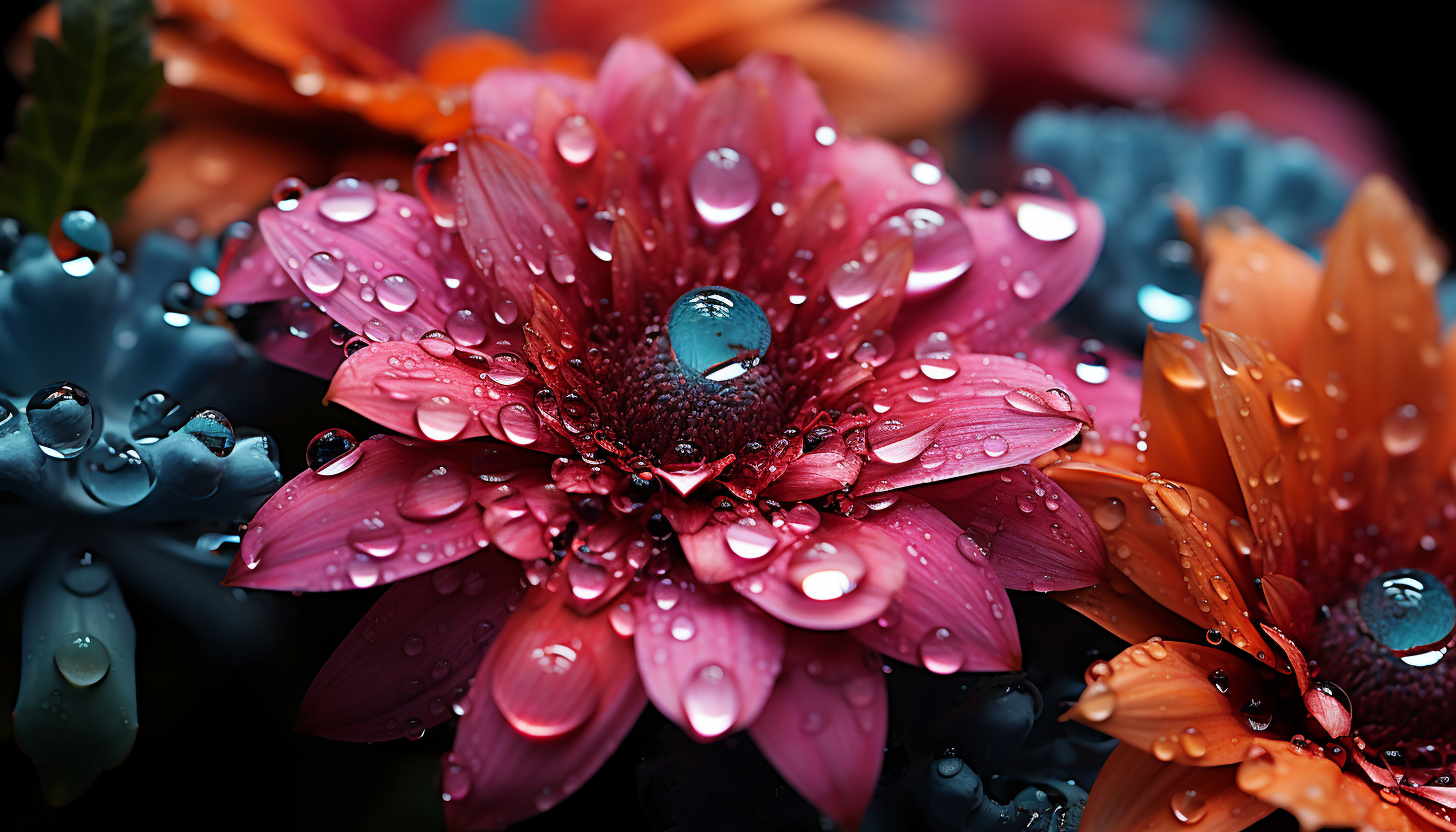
[0, 398, 20, 436]
[48, 209, 112, 277]
[667, 287, 770, 382]
[79, 433, 155, 506]
[26, 382, 99, 458]
[130, 390, 186, 444]
[182, 409, 236, 457]
[1359, 568, 1456, 654]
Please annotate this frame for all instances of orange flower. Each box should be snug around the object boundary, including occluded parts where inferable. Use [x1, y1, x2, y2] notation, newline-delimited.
[15, 0, 590, 243]
[1036, 177, 1456, 831]
[529, 0, 980, 139]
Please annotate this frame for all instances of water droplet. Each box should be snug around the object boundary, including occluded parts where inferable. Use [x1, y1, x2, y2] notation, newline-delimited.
[1007, 165, 1079, 241]
[61, 559, 112, 595]
[79, 434, 154, 506]
[1012, 270, 1042, 299]
[1241, 699, 1272, 731]
[318, 176, 378, 223]
[1093, 497, 1126, 531]
[918, 628, 964, 674]
[271, 177, 308, 211]
[1179, 726, 1208, 758]
[26, 383, 99, 459]
[587, 211, 614, 261]
[1078, 682, 1116, 721]
[670, 616, 697, 641]
[493, 636, 599, 737]
[54, 632, 110, 686]
[982, 434, 1010, 458]
[307, 428, 360, 475]
[875, 204, 973, 294]
[689, 148, 759, 225]
[1381, 404, 1426, 456]
[667, 286, 770, 381]
[1207, 668, 1230, 693]
[681, 664, 741, 737]
[1269, 378, 1312, 426]
[348, 518, 402, 557]
[416, 397, 471, 441]
[48, 210, 110, 276]
[1359, 567, 1456, 655]
[446, 308, 487, 346]
[724, 520, 777, 559]
[553, 115, 597, 165]
[182, 409, 235, 457]
[398, 464, 472, 520]
[303, 252, 345, 294]
[1170, 789, 1207, 824]
[413, 140, 459, 227]
[377, 275, 418, 312]
[497, 403, 540, 445]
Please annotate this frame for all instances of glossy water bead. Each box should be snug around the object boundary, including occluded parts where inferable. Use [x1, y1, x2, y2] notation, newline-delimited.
[666, 287, 771, 382]
[1358, 568, 1456, 659]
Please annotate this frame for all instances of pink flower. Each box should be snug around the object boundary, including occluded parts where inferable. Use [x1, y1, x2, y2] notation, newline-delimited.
[224, 39, 1109, 830]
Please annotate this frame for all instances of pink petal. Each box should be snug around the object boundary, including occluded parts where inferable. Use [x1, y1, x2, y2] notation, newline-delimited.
[296, 549, 526, 741]
[225, 436, 548, 591]
[679, 508, 785, 584]
[831, 138, 958, 238]
[214, 224, 299, 305]
[910, 464, 1104, 592]
[848, 496, 1021, 673]
[632, 574, 786, 741]
[890, 195, 1104, 355]
[732, 514, 907, 630]
[850, 353, 1091, 494]
[324, 340, 571, 453]
[257, 188, 518, 346]
[253, 300, 346, 379]
[586, 37, 693, 141]
[1017, 328, 1143, 447]
[748, 630, 886, 830]
[761, 435, 864, 501]
[471, 69, 590, 155]
[442, 564, 645, 830]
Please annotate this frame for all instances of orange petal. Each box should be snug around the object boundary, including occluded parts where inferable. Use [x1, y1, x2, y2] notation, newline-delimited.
[1140, 330, 1242, 511]
[534, 0, 828, 54]
[1048, 463, 1273, 664]
[1236, 740, 1450, 832]
[1062, 639, 1268, 767]
[1260, 574, 1314, 639]
[1201, 327, 1335, 579]
[1081, 743, 1274, 832]
[1052, 576, 1203, 649]
[1300, 176, 1448, 550]
[1198, 210, 1322, 369]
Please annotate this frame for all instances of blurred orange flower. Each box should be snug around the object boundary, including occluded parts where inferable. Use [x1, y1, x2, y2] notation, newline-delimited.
[15, 0, 590, 242]
[1030, 178, 1456, 830]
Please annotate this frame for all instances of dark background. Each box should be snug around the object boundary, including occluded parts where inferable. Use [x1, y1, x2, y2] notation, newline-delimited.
[0, 1, 1447, 830]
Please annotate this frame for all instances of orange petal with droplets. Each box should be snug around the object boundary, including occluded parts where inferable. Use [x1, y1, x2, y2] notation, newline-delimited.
[1081, 743, 1274, 832]
[1062, 639, 1268, 767]
[1140, 330, 1242, 510]
[1261, 574, 1314, 640]
[1199, 210, 1322, 369]
[1051, 569, 1202, 646]
[1236, 740, 1450, 832]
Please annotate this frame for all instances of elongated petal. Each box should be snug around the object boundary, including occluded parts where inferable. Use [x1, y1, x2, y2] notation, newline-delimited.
[632, 577, 785, 741]
[14, 553, 137, 805]
[848, 497, 1021, 672]
[1199, 212, 1323, 369]
[732, 513, 907, 631]
[749, 630, 886, 831]
[226, 436, 547, 591]
[252, 299, 345, 379]
[1261, 574, 1314, 640]
[442, 564, 645, 830]
[213, 224, 299, 306]
[296, 550, 526, 741]
[1140, 330, 1243, 511]
[1081, 743, 1274, 832]
[1235, 740, 1440, 832]
[912, 464, 1104, 592]
[1051, 577, 1204, 647]
[850, 353, 1091, 494]
[1064, 639, 1267, 767]
[324, 340, 571, 453]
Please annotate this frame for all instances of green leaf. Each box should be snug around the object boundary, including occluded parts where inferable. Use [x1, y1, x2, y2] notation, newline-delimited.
[0, 0, 163, 232]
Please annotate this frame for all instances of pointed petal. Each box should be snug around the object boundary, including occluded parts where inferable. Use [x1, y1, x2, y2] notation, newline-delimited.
[848, 496, 1020, 672]
[1019, 328, 1144, 446]
[632, 576, 785, 740]
[213, 223, 299, 306]
[911, 464, 1104, 592]
[761, 434, 864, 500]
[850, 353, 1091, 494]
[226, 436, 547, 591]
[1235, 740, 1440, 832]
[1081, 744, 1274, 832]
[442, 564, 645, 830]
[732, 513, 907, 631]
[13, 553, 137, 805]
[1051, 579, 1204, 646]
[1199, 212, 1323, 369]
[296, 550, 525, 741]
[252, 299, 345, 379]
[1140, 330, 1243, 511]
[1064, 639, 1267, 767]
[1261, 574, 1315, 639]
[749, 630, 886, 831]
[324, 340, 571, 453]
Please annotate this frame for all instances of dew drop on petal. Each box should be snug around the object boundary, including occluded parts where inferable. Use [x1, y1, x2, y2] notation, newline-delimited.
[416, 396, 471, 441]
[413, 139, 459, 227]
[377, 275, 419, 312]
[306, 428, 360, 475]
[303, 252, 345, 294]
[446, 308, 487, 346]
[493, 636, 600, 738]
[318, 176, 378, 223]
[553, 115, 597, 165]
[875, 204, 974, 295]
[497, 403, 540, 445]
[689, 148, 759, 225]
[681, 664, 741, 738]
[54, 632, 110, 686]
[918, 628, 964, 674]
[398, 464, 472, 520]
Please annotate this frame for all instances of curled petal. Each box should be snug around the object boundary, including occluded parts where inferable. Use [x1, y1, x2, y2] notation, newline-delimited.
[761, 435, 863, 500]
[732, 513, 907, 631]
[848, 497, 1021, 673]
[325, 340, 571, 453]
[226, 436, 546, 591]
[1235, 740, 1435, 832]
[912, 464, 1104, 593]
[1063, 639, 1267, 767]
[443, 564, 645, 829]
[1261, 574, 1315, 640]
[748, 630, 886, 831]
[1081, 743, 1274, 832]
[849, 353, 1091, 494]
[632, 577, 786, 741]
[297, 550, 526, 741]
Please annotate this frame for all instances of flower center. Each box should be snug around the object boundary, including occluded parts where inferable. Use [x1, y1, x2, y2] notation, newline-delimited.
[666, 286, 771, 382]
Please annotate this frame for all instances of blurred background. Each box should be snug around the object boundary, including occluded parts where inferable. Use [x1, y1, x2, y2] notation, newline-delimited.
[0, 1, 1448, 829]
